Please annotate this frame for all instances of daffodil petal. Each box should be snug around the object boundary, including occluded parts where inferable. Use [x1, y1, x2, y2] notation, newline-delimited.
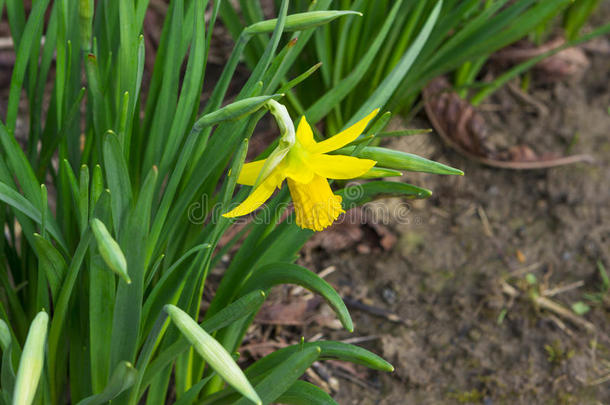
[296, 116, 316, 149]
[308, 154, 376, 179]
[237, 159, 266, 186]
[310, 109, 379, 154]
[288, 175, 344, 232]
[223, 172, 284, 217]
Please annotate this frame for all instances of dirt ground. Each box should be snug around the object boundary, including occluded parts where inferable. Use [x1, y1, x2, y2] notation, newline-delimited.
[281, 37, 610, 405]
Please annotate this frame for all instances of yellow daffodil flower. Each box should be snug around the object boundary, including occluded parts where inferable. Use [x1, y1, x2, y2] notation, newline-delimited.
[223, 106, 379, 231]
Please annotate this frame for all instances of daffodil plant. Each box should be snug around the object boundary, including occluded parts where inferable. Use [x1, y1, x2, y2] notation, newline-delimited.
[0, 1, 462, 405]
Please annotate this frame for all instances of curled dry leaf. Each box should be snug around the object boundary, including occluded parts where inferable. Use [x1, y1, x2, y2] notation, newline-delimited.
[422, 77, 594, 169]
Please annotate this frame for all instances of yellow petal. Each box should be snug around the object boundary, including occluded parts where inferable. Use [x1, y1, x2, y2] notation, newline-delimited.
[237, 159, 266, 186]
[310, 109, 379, 154]
[223, 171, 284, 218]
[295, 116, 316, 149]
[287, 175, 344, 232]
[307, 154, 376, 179]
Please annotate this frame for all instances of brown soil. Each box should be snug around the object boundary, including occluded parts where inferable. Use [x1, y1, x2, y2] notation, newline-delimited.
[291, 41, 610, 405]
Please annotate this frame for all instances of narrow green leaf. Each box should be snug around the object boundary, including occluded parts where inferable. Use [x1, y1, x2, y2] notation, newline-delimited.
[347, 0, 443, 127]
[305, 0, 403, 123]
[0, 122, 42, 213]
[13, 311, 48, 405]
[48, 230, 93, 403]
[164, 305, 262, 405]
[0, 320, 10, 352]
[234, 346, 320, 405]
[0, 181, 67, 252]
[140, 243, 210, 340]
[1, 340, 15, 403]
[357, 167, 403, 179]
[157, 0, 208, 179]
[79, 165, 90, 235]
[337, 181, 432, 206]
[247, 341, 393, 378]
[109, 166, 157, 371]
[31, 234, 67, 300]
[336, 146, 463, 175]
[6, 0, 49, 132]
[88, 189, 115, 394]
[172, 375, 214, 405]
[103, 131, 133, 233]
[276, 380, 338, 405]
[140, 291, 266, 395]
[75, 362, 137, 405]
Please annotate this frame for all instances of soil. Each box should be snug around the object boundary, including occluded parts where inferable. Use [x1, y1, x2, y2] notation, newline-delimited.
[288, 36, 610, 405]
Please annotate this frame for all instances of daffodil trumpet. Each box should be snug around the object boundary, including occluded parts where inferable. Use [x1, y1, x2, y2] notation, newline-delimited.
[223, 101, 379, 231]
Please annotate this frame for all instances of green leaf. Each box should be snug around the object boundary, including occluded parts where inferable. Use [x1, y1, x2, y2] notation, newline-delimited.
[48, 229, 93, 403]
[336, 145, 463, 175]
[247, 341, 393, 378]
[357, 167, 403, 179]
[305, 1, 402, 123]
[13, 311, 48, 405]
[102, 130, 133, 233]
[109, 166, 157, 372]
[172, 375, 215, 405]
[0, 320, 15, 402]
[164, 305, 262, 405]
[140, 291, 266, 395]
[0, 122, 42, 213]
[275, 381, 338, 405]
[0, 320, 10, 352]
[337, 181, 432, 206]
[239, 263, 353, 332]
[31, 234, 67, 300]
[5, 0, 49, 132]
[347, 0, 443, 126]
[0, 181, 67, 252]
[90, 218, 130, 284]
[75, 361, 137, 405]
[157, 0, 208, 180]
[141, 243, 211, 343]
[234, 346, 320, 405]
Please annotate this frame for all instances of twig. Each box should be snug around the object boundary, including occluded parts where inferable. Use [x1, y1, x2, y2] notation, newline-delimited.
[588, 373, 610, 386]
[343, 297, 411, 326]
[535, 295, 595, 333]
[508, 262, 543, 278]
[542, 280, 585, 297]
[546, 313, 575, 338]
